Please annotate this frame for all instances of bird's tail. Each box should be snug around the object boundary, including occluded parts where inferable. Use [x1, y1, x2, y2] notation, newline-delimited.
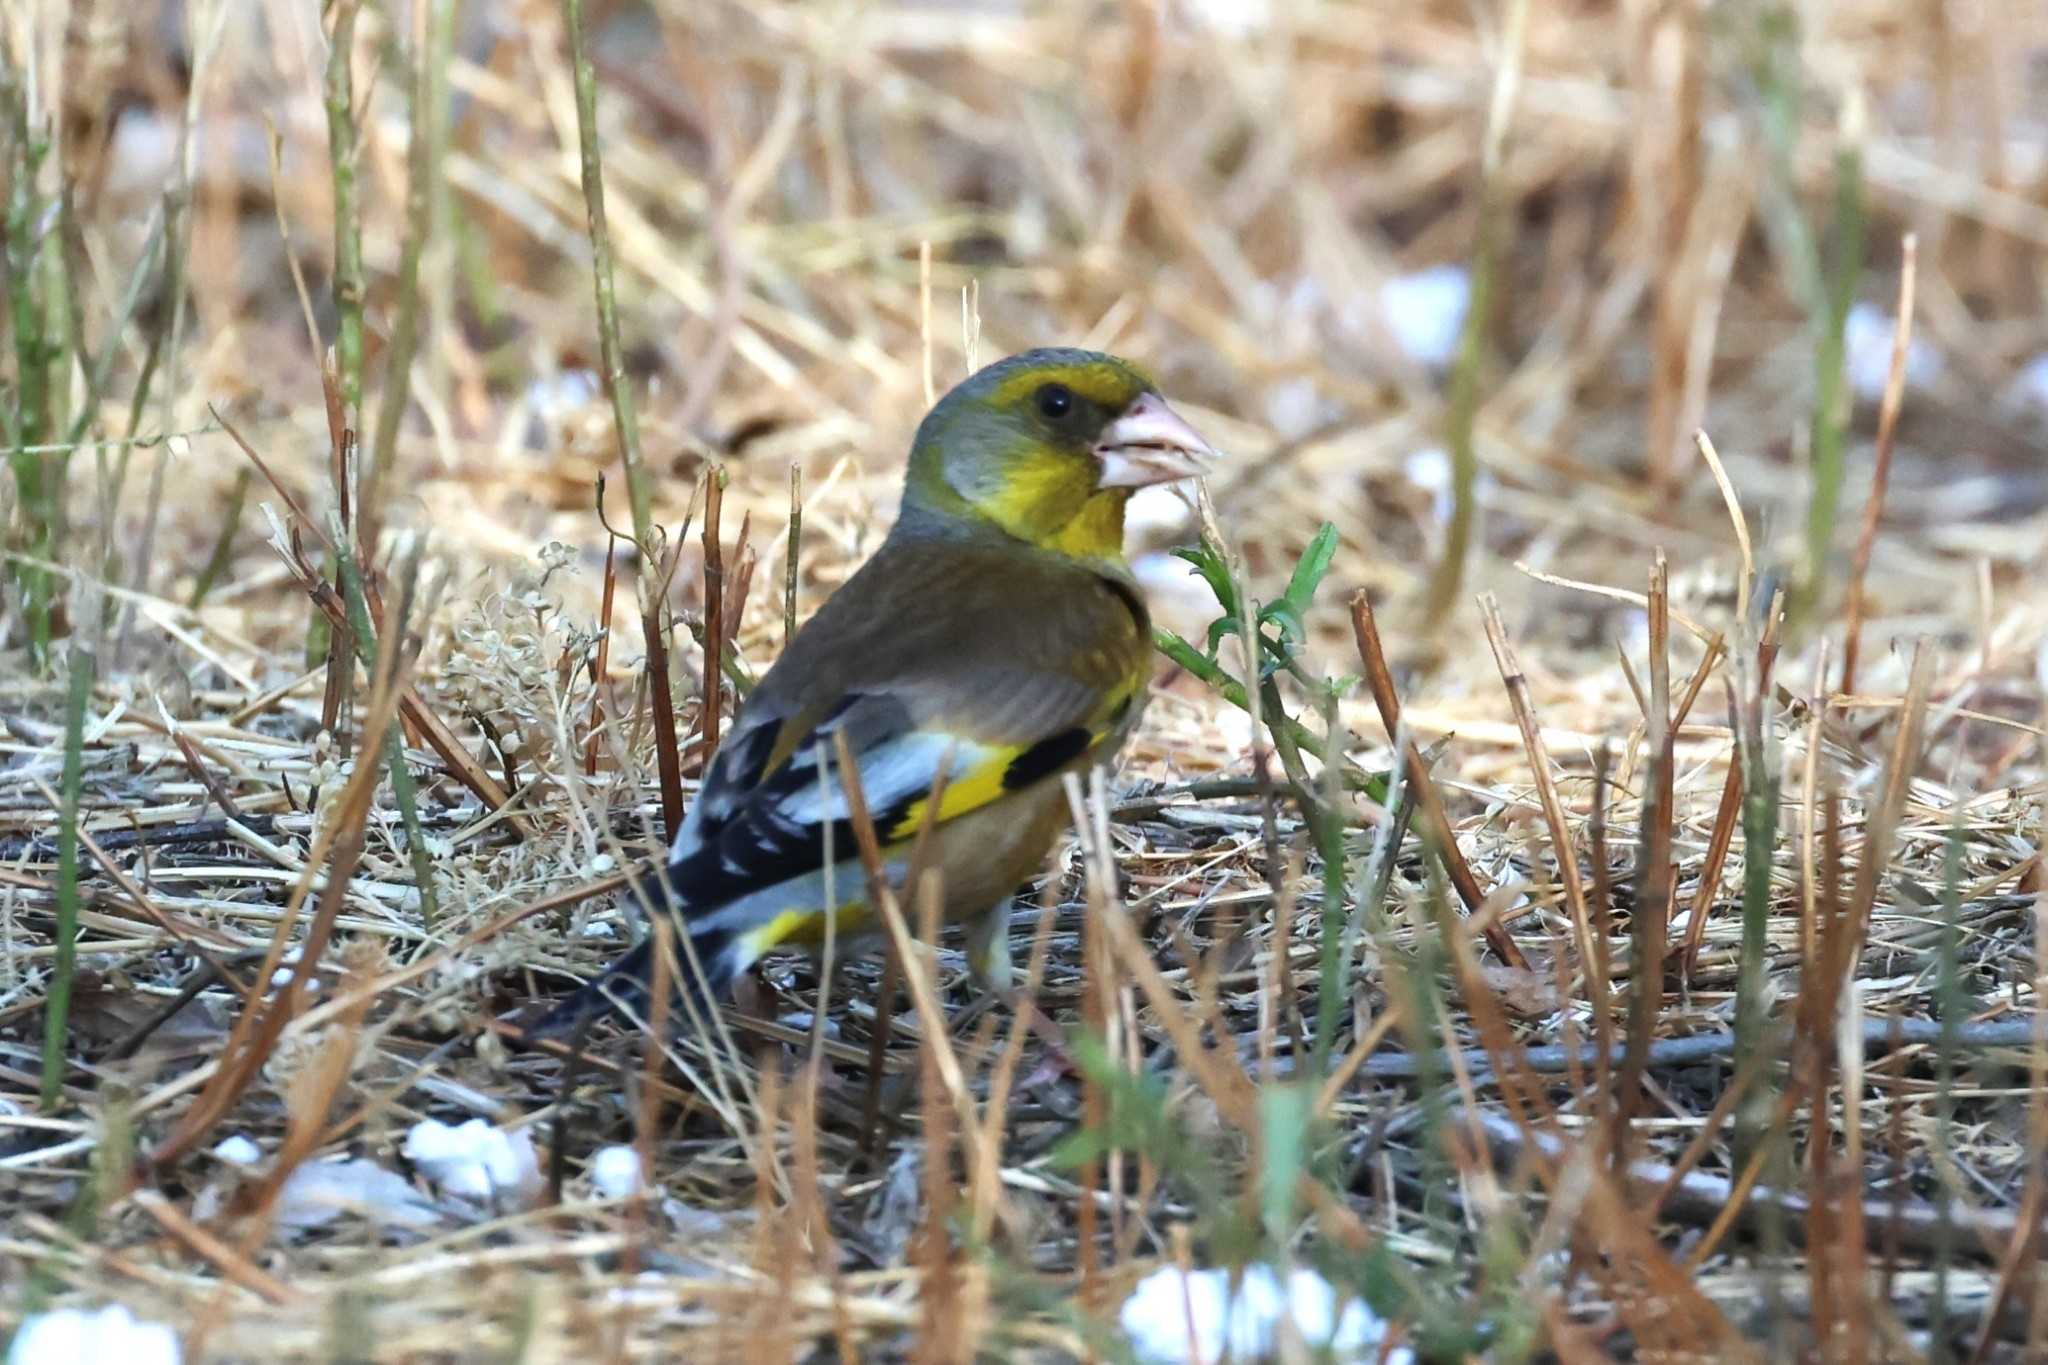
[527, 915, 749, 1042]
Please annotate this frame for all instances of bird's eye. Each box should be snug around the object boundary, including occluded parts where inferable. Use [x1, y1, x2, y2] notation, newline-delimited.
[1035, 383, 1074, 419]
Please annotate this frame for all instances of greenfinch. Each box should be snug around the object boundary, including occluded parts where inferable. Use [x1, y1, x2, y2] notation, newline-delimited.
[544, 348, 1216, 1032]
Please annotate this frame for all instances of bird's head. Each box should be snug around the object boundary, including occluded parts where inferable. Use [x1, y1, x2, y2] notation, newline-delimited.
[899, 348, 1218, 560]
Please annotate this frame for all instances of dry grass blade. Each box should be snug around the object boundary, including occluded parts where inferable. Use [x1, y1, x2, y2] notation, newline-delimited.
[701, 469, 728, 757]
[1615, 552, 1676, 1164]
[212, 406, 518, 820]
[146, 625, 412, 1172]
[8, 4, 2048, 1356]
[1478, 594, 1597, 1015]
[130, 1189, 301, 1306]
[1350, 590, 1528, 969]
[828, 730, 995, 1191]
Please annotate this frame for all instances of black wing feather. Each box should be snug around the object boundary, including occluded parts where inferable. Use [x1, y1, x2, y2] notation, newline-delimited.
[668, 691, 925, 910]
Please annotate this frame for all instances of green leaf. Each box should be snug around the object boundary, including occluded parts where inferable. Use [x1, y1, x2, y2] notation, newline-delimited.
[1259, 599, 1306, 652]
[1281, 522, 1341, 615]
[1050, 1031, 1178, 1170]
[1048, 1126, 1109, 1169]
[1257, 1081, 1313, 1241]
[1171, 543, 1237, 617]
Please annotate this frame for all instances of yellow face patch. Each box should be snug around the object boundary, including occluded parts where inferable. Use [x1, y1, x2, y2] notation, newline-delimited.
[1042, 489, 1133, 561]
[972, 447, 1099, 545]
[903, 349, 1159, 561]
[985, 358, 1153, 414]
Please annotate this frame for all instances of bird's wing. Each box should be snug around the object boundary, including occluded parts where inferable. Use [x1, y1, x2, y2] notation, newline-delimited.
[533, 542, 1150, 1034]
[662, 535, 1153, 925]
[667, 667, 1133, 916]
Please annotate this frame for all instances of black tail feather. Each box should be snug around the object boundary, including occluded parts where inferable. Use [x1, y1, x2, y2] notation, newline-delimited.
[527, 922, 743, 1042]
[536, 915, 751, 1199]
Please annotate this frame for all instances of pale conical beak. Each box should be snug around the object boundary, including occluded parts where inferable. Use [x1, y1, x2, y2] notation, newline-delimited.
[1094, 392, 1219, 489]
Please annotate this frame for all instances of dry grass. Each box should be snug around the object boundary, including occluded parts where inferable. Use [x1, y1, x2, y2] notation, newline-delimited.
[3, 0, 2048, 1360]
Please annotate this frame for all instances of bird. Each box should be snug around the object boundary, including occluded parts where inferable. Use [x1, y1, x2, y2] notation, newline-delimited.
[538, 347, 1217, 1036]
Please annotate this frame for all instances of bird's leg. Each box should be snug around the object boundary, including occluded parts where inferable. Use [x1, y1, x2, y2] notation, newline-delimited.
[941, 896, 1018, 1038]
[545, 1006, 604, 1204]
[964, 896, 1016, 997]
[956, 900, 1077, 1091]
[968, 897, 1072, 1062]
[857, 941, 905, 1168]
[976, 899, 1078, 1082]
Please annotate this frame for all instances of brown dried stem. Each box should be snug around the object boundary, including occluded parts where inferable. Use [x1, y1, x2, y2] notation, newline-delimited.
[1349, 590, 1528, 968]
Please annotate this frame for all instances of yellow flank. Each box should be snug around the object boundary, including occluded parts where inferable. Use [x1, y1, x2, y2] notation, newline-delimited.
[986, 357, 1154, 413]
[884, 742, 1025, 842]
[745, 901, 871, 956]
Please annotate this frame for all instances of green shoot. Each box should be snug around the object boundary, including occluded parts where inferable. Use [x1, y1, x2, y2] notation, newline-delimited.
[1157, 521, 1376, 1070]
[1156, 522, 1377, 800]
[39, 647, 94, 1108]
[322, 0, 366, 423]
[1799, 131, 1864, 617]
[5, 69, 64, 667]
[332, 520, 440, 927]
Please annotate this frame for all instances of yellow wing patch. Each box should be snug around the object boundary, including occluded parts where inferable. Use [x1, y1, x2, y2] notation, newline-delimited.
[883, 714, 1117, 845]
[882, 740, 1030, 843]
[743, 901, 872, 957]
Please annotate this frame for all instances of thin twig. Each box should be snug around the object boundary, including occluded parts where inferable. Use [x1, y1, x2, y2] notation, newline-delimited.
[784, 464, 802, 647]
[1838, 233, 1918, 694]
[1617, 552, 1674, 1161]
[701, 467, 727, 757]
